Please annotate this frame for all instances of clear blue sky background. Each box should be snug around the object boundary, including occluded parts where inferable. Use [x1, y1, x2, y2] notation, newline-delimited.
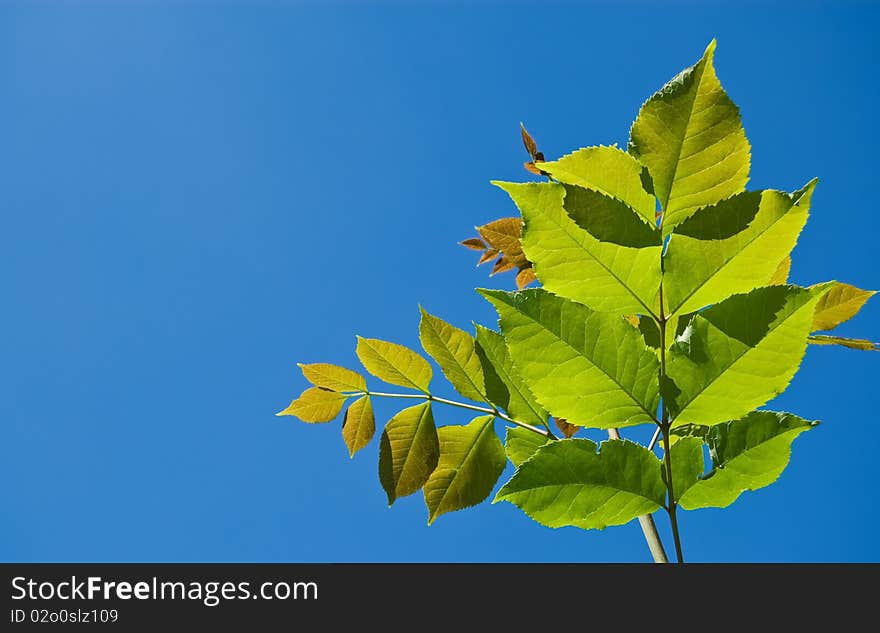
[2, 1, 878, 562]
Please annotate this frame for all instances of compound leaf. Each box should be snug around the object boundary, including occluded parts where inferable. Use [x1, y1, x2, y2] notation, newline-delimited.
[379, 402, 439, 504]
[423, 415, 507, 524]
[494, 439, 665, 530]
[480, 288, 659, 428]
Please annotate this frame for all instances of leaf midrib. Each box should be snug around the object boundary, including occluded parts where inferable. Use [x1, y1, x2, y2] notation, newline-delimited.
[395, 403, 433, 494]
[673, 296, 817, 423]
[429, 418, 494, 519]
[422, 317, 485, 401]
[533, 197, 660, 320]
[503, 298, 658, 423]
[659, 57, 708, 219]
[667, 189, 807, 316]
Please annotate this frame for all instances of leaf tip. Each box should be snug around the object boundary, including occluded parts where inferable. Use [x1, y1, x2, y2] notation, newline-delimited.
[704, 38, 717, 58]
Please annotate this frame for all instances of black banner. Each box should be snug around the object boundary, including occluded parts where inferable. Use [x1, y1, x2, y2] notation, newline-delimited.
[1, 563, 876, 628]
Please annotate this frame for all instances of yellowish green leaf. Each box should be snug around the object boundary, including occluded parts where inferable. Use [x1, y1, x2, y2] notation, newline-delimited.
[298, 363, 366, 393]
[423, 415, 506, 524]
[356, 337, 432, 393]
[378, 402, 439, 504]
[342, 396, 375, 457]
[811, 281, 875, 331]
[277, 387, 347, 423]
[419, 308, 485, 402]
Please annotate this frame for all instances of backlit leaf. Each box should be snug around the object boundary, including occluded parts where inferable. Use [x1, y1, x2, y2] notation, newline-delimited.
[460, 237, 487, 251]
[478, 248, 500, 265]
[356, 337, 432, 393]
[419, 308, 485, 402]
[666, 284, 832, 426]
[536, 146, 656, 224]
[494, 439, 665, 530]
[808, 335, 879, 351]
[478, 217, 528, 268]
[342, 396, 375, 457]
[555, 418, 580, 438]
[423, 415, 506, 524]
[504, 427, 550, 467]
[480, 288, 659, 428]
[491, 255, 516, 275]
[768, 256, 791, 285]
[516, 267, 537, 289]
[666, 436, 705, 503]
[663, 183, 815, 316]
[277, 387, 347, 423]
[629, 39, 750, 233]
[474, 324, 548, 426]
[298, 363, 366, 393]
[379, 403, 439, 504]
[677, 411, 818, 509]
[494, 181, 662, 316]
[811, 281, 875, 331]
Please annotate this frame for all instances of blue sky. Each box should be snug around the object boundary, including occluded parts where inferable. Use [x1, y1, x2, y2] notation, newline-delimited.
[2, 2, 878, 562]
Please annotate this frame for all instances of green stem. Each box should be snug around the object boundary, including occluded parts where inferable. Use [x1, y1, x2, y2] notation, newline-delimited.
[658, 286, 685, 564]
[353, 390, 556, 439]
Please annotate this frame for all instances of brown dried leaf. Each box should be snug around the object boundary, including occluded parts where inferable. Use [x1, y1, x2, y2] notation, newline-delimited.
[516, 267, 538, 289]
[554, 418, 580, 439]
[490, 255, 516, 276]
[520, 122, 539, 160]
[478, 218, 528, 268]
[524, 161, 544, 176]
[478, 248, 500, 266]
[460, 237, 488, 251]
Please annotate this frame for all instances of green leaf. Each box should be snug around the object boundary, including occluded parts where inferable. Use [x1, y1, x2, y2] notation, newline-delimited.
[480, 288, 659, 428]
[663, 183, 816, 316]
[298, 363, 366, 393]
[356, 336, 432, 393]
[536, 145, 656, 224]
[494, 439, 665, 530]
[768, 256, 791, 285]
[493, 181, 662, 316]
[677, 411, 818, 510]
[423, 416, 507, 524]
[811, 282, 875, 331]
[808, 335, 879, 351]
[504, 427, 551, 467]
[666, 284, 832, 426]
[629, 39, 750, 233]
[666, 436, 705, 501]
[378, 402, 439, 504]
[418, 309, 485, 402]
[277, 387, 348, 423]
[474, 324, 548, 427]
[342, 396, 375, 457]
